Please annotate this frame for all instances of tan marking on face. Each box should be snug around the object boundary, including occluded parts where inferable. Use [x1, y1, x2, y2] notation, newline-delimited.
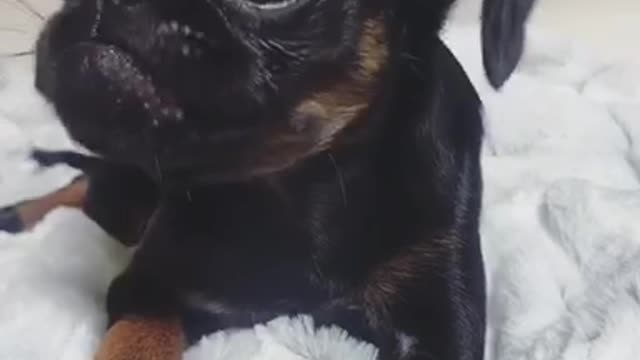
[357, 17, 389, 79]
[197, 17, 389, 182]
[95, 316, 184, 360]
[291, 16, 389, 146]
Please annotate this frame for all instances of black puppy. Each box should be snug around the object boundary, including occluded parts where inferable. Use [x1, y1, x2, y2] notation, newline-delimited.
[5, 0, 536, 359]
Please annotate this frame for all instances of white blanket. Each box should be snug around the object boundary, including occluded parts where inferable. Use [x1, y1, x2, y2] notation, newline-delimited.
[1, 24, 639, 360]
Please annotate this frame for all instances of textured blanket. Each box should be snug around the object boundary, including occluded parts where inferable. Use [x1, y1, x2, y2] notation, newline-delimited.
[1, 24, 639, 360]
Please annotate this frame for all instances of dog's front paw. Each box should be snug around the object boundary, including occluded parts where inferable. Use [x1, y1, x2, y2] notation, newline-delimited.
[95, 317, 184, 360]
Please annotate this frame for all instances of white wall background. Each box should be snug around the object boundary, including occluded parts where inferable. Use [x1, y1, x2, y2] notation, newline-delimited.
[1, 0, 639, 63]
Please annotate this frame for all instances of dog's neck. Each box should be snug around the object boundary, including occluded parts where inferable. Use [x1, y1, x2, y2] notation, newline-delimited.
[152, 22, 443, 191]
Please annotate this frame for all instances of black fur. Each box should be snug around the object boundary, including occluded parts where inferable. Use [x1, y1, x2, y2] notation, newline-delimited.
[25, 0, 536, 358]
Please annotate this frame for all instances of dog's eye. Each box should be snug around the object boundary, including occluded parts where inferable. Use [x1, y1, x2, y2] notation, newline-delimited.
[249, 0, 298, 9]
[242, 0, 303, 11]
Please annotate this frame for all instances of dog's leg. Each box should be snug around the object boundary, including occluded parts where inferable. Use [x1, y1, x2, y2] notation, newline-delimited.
[99, 263, 186, 360]
[389, 234, 486, 360]
[95, 316, 184, 360]
[81, 168, 158, 246]
[0, 176, 88, 233]
[0, 149, 106, 233]
[339, 231, 485, 360]
[1, 164, 157, 247]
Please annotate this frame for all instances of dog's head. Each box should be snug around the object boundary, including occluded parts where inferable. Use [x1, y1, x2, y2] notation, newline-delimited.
[35, 0, 535, 184]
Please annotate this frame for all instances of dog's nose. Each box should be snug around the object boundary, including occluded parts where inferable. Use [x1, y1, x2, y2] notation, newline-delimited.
[95, 1, 176, 64]
[94, 0, 220, 66]
[97, 0, 154, 40]
[110, 0, 142, 5]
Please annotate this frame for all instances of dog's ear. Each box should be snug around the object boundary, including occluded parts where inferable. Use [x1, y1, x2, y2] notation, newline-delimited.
[481, 0, 536, 89]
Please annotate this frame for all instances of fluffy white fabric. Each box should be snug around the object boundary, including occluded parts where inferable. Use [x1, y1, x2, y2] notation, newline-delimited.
[1, 23, 639, 360]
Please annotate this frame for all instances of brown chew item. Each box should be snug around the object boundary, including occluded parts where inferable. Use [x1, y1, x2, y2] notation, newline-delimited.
[95, 317, 184, 360]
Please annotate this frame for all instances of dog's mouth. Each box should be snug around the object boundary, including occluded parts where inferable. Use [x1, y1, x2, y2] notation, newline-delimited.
[47, 41, 295, 185]
[41, 40, 198, 179]
[35, 3, 384, 185]
[61, 41, 185, 126]
[43, 10, 228, 137]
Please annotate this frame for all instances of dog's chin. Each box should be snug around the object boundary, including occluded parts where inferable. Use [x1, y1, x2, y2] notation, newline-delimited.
[68, 42, 184, 121]
[59, 41, 184, 129]
[41, 43, 317, 185]
[41, 41, 190, 173]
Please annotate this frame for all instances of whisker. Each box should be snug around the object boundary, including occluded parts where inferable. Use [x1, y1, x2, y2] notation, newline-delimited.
[9, 0, 45, 21]
[154, 154, 163, 183]
[91, 0, 104, 38]
[0, 26, 29, 34]
[328, 153, 348, 209]
[0, 49, 35, 57]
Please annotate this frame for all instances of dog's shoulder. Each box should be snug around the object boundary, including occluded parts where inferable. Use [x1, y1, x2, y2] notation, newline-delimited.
[428, 39, 484, 150]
